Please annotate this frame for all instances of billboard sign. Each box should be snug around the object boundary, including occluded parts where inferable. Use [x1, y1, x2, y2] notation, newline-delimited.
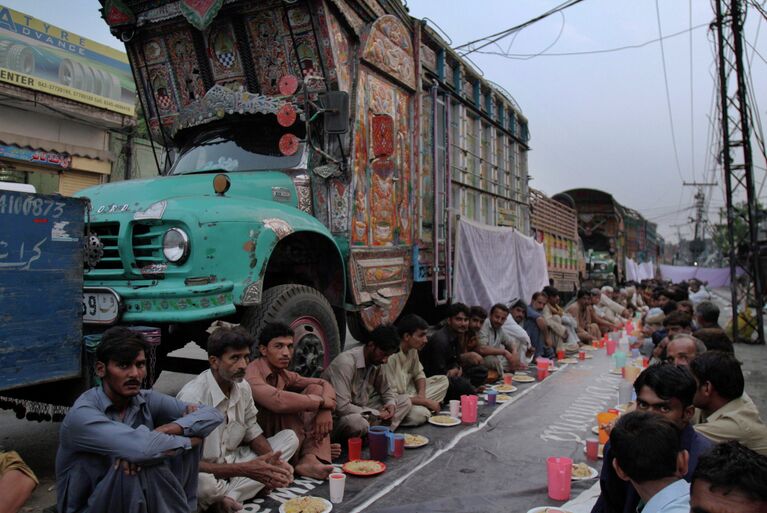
[0, 5, 135, 116]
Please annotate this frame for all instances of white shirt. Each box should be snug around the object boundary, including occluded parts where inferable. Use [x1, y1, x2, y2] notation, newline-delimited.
[177, 369, 263, 464]
[689, 288, 712, 305]
[502, 315, 532, 365]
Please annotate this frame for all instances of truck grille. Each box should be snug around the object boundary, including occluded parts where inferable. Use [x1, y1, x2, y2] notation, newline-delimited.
[132, 223, 165, 268]
[89, 222, 121, 270]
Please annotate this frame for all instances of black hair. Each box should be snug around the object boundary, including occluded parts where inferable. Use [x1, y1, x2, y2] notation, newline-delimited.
[692, 441, 767, 502]
[577, 288, 591, 300]
[633, 362, 696, 407]
[693, 328, 734, 353]
[96, 327, 149, 365]
[689, 350, 745, 400]
[207, 326, 254, 357]
[543, 286, 560, 297]
[661, 300, 679, 315]
[368, 324, 401, 354]
[258, 322, 294, 347]
[396, 314, 429, 337]
[531, 292, 546, 302]
[663, 310, 692, 329]
[510, 299, 527, 311]
[490, 303, 510, 315]
[610, 411, 681, 483]
[447, 302, 470, 318]
[695, 301, 720, 325]
[469, 306, 487, 320]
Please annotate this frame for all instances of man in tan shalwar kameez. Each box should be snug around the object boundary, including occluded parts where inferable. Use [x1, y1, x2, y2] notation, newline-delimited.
[246, 322, 338, 480]
[566, 289, 602, 343]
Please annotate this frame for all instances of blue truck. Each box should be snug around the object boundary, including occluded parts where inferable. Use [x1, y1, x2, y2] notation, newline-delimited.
[0, 189, 90, 408]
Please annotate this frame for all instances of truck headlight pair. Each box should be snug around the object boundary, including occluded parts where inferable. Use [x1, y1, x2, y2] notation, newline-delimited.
[163, 228, 189, 263]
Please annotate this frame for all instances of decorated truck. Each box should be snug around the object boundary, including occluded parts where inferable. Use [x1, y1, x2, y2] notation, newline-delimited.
[83, 0, 530, 376]
[529, 188, 580, 294]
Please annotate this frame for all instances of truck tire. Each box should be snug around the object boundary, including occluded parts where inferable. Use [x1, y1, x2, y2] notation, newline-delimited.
[241, 284, 341, 377]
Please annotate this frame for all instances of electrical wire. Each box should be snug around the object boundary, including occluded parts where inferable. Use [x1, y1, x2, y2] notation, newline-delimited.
[471, 22, 709, 59]
[690, 0, 697, 183]
[655, 0, 686, 184]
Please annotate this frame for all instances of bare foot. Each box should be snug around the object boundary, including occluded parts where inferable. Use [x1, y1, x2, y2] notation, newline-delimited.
[295, 460, 334, 480]
[330, 443, 341, 460]
[211, 497, 243, 513]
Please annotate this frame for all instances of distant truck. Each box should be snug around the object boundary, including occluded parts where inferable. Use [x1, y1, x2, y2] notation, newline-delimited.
[0, 188, 90, 406]
[583, 249, 617, 289]
[529, 188, 580, 294]
[83, 0, 532, 377]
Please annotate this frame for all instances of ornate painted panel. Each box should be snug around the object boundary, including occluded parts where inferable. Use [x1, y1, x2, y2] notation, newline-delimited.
[348, 247, 412, 331]
[327, 8, 352, 93]
[361, 15, 415, 91]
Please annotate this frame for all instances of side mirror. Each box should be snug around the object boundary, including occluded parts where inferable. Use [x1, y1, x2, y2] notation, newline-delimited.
[319, 91, 349, 134]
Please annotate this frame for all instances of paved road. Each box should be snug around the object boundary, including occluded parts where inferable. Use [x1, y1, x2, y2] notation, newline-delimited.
[3, 300, 766, 512]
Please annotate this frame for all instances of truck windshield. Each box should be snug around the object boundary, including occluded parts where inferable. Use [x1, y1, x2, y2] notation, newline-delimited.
[169, 121, 305, 175]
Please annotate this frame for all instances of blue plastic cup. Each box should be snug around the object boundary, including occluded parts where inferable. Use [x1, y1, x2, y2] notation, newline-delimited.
[487, 389, 497, 406]
[614, 350, 627, 369]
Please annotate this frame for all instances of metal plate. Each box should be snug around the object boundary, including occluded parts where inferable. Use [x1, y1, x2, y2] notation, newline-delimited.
[82, 288, 121, 324]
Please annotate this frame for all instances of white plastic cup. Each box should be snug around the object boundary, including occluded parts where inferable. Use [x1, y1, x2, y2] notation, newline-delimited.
[329, 472, 346, 503]
[449, 399, 460, 418]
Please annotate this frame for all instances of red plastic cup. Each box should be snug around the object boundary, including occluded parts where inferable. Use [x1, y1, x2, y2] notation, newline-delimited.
[347, 437, 362, 461]
[642, 357, 650, 368]
[393, 434, 405, 458]
[557, 349, 566, 360]
[503, 373, 513, 385]
[586, 438, 599, 460]
[537, 367, 549, 381]
[578, 350, 586, 360]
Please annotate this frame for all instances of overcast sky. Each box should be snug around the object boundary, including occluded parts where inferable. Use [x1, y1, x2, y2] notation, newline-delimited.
[4, 0, 767, 242]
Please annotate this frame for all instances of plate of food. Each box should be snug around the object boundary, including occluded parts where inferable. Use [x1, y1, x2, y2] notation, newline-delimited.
[583, 444, 605, 459]
[584, 354, 593, 359]
[496, 394, 512, 403]
[580, 345, 597, 351]
[527, 508, 574, 513]
[559, 357, 579, 364]
[493, 384, 518, 393]
[428, 415, 461, 427]
[403, 433, 429, 448]
[591, 425, 600, 435]
[609, 368, 623, 375]
[342, 459, 386, 477]
[512, 374, 535, 383]
[571, 462, 599, 480]
[280, 496, 332, 513]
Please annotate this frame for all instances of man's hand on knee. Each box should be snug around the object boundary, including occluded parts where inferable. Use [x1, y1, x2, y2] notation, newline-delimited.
[114, 458, 141, 476]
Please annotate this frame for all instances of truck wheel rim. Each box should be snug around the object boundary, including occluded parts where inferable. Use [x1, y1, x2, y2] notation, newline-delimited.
[290, 316, 328, 377]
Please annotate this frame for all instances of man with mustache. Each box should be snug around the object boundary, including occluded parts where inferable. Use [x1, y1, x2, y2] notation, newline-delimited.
[245, 322, 339, 480]
[178, 326, 299, 512]
[56, 327, 224, 513]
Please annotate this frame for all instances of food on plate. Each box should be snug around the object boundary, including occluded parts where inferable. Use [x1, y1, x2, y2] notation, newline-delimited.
[430, 415, 459, 425]
[559, 357, 578, 364]
[512, 375, 535, 382]
[403, 433, 428, 447]
[572, 463, 593, 478]
[283, 496, 329, 513]
[494, 384, 516, 392]
[496, 394, 512, 402]
[343, 460, 384, 474]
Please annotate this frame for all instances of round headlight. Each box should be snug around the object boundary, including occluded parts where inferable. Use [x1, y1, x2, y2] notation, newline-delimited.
[163, 228, 189, 263]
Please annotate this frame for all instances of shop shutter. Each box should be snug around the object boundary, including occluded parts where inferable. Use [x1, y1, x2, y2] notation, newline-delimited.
[59, 171, 102, 196]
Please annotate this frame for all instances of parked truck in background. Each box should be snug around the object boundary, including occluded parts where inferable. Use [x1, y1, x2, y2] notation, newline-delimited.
[81, 0, 531, 377]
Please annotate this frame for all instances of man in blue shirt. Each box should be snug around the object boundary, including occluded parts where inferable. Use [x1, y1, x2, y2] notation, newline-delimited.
[592, 363, 713, 513]
[523, 293, 555, 359]
[610, 412, 691, 513]
[56, 327, 224, 513]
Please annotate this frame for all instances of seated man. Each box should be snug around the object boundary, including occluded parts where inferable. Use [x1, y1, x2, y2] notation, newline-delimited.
[693, 301, 732, 348]
[420, 303, 486, 400]
[652, 311, 694, 363]
[57, 327, 224, 513]
[177, 326, 298, 511]
[524, 292, 555, 359]
[677, 300, 694, 318]
[691, 441, 767, 512]
[383, 314, 449, 426]
[593, 363, 713, 513]
[691, 351, 767, 456]
[541, 286, 580, 351]
[477, 303, 519, 378]
[610, 412, 691, 513]
[566, 288, 602, 343]
[468, 306, 487, 333]
[322, 325, 411, 439]
[665, 334, 706, 367]
[0, 451, 37, 513]
[590, 289, 620, 334]
[506, 299, 535, 366]
[599, 286, 630, 324]
[688, 278, 711, 306]
[692, 328, 734, 353]
[245, 322, 338, 480]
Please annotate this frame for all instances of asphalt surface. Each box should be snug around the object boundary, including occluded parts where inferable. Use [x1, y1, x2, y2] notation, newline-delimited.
[3, 290, 765, 512]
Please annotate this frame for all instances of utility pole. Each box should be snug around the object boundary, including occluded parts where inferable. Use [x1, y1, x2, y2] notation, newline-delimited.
[714, 0, 765, 344]
[682, 181, 718, 261]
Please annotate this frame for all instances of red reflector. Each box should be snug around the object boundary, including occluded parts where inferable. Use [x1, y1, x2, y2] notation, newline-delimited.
[277, 103, 297, 127]
[279, 133, 300, 156]
[33, 218, 48, 223]
[279, 75, 299, 96]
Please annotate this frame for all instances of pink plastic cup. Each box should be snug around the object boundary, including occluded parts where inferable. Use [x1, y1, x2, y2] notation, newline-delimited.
[547, 456, 573, 501]
[503, 373, 513, 385]
[586, 438, 599, 460]
[461, 395, 477, 424]
[606, 338, 617, 356]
